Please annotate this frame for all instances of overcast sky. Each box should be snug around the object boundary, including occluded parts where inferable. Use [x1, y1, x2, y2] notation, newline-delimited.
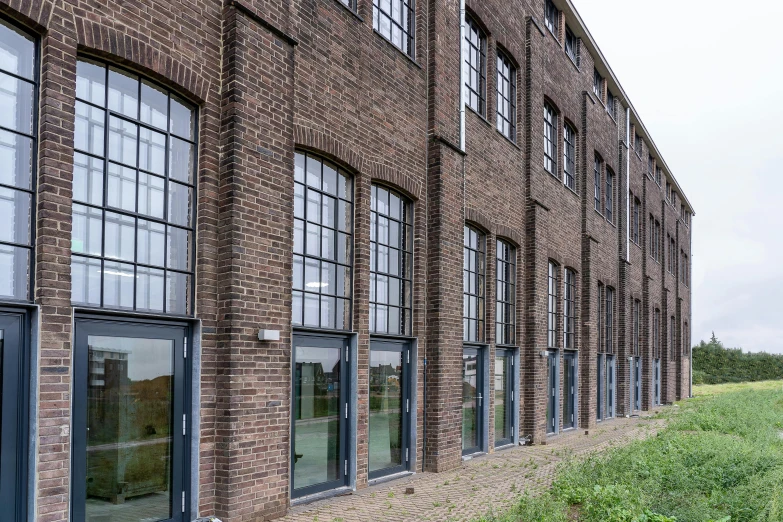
[575, 0, 783, 354]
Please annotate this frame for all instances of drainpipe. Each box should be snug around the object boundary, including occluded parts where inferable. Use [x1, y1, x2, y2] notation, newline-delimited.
[625, 106, 630, 262]
[459, 0, 466, 152]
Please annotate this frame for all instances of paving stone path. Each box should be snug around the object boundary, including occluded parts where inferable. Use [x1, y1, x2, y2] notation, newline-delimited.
[282, 413, 666, 522]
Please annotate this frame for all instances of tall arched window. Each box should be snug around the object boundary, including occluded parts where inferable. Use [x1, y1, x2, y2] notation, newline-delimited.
[71, 58, 197, 314]
[495, 240, 515, 346]
[370, 184, 412, 336]
[292, 152, 353, 330]
[547, 261, 558, 348]
[0, 19, 36, 300]
[464, 16, 486, 117]
[463, 225, 485, 343]
[544, 103, 558, 175]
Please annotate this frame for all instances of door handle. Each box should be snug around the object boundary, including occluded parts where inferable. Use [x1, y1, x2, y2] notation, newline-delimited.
[477, 394, 482, 406]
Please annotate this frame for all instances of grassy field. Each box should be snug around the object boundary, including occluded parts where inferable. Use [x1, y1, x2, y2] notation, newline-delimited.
[478, 380, 783, 522]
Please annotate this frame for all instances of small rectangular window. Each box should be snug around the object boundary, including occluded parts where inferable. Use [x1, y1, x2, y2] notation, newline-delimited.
[606, 89, 615, 118]
[373, 0, 416, 57]
[464, 17, 486, 117]
[496, 51, 516, 141]
[593, 68, 603, 99]
[656, 166, 662, 186]
[545, 0, 559, 36]
[565, 26, 578, 64]
[634, 133, 643, 155]
[648, 154, 654, 177]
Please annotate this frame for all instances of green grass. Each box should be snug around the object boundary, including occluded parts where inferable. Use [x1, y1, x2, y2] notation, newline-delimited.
[477, 380, 783, 522]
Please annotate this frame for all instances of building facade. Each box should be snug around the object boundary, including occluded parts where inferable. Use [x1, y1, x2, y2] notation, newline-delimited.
[0, 0, 692, 520]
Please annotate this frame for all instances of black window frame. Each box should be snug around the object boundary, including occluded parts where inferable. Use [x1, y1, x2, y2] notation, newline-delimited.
[605, 287, 614, 354]
[494, 347, 515, 447]
[605, 167, 614, 223]
[563, 267, 576, 349]
[373, 0, 416, 58]
[563, 122, 576, 191]
[495, 49, 517, 142]
[606, 89, 615, 118]
[495, 239, 516, 346]
[547, 261, 559, 349]
[564, 25, 578, 65]
[653, 308, 661, 359]
[633, 299, 640, 357]
[71, 57, 198, 316]
[670, 316, 676, 360]
[544, 102, 558, 176]
[544, 0, 560, 36]
[594, 154, 602, 213]
[634, 132, 643, 156]
[593, 68, 603, 100]
[463, 225, 485, 343]
[631, 196, 640, 244]
[370, 184, 413, 336]
[0, 18, 38, 302]
[464, 16, 487, 117]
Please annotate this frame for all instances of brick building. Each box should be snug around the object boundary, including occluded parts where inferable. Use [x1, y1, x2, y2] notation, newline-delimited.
[0, 0, 692, 519]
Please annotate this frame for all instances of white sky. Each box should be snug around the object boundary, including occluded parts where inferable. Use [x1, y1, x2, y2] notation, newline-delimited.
[575, 0, 783, 354]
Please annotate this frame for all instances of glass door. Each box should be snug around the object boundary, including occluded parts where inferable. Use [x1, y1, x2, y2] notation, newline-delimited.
[368, 339, 410, 479]
[72, 317, 189, 522]
[462, 347, 483, 455]
[606, 355, 615, 419]
[292, 334, 349, 497]
[634, 357, 642, 411]
[546, 351, 558, 434]
[0, 311, 27, 521]
[563, 352, 576, 430]
[596, 354, 604, 421]
[654, 359, 661, 406]
[494, 349, 514, 447]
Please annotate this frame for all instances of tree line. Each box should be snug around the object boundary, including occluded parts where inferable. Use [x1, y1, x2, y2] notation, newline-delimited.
[693, 333, 783, 384]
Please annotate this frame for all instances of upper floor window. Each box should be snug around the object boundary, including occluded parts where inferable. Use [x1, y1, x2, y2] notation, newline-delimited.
[593, 154, 602, 212]
[496, 240, 516, 346]
[340, 0, 357, 11]
[671, 190, 677, 208]
[669, 235, 676, 274]
[681, 251, 689, 286]
[463, 225, 485, 343]
[631, 195, 641, 244]
[547, 261, 558, 348]
[293, 152, 353, 329]
[648, 154, 654, 177]
[463, 16, 486, 117]
[565, 26, 578, 64]
[545, 0, 559, 36]
[563, 122, 576, 190]
[496, 51, 516, 141]
[605, 287, 614, 353]
[373, 0, 415, 58]
[564, 268, 576, 349]
[648, 216, 661, 263]
[605, 167, 614, 223]
[681, 206, 690, 226]
[370, 185, 413, 336]
[606, 89, 615, 118]
[543, 102, 557, 175]
[72, 58, 197, 314]
[634, 132, 643, 156]
[0, 20, 36, 301]
[593, 68, 603, 100]
[655, 166, 662, 186]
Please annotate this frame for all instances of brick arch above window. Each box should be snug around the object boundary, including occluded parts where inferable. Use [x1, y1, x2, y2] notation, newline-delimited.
[294, 125, 364, 175]
[464, 207, 493, 235]
[495, 225, 522, 249]
[76, 20, 210, 103]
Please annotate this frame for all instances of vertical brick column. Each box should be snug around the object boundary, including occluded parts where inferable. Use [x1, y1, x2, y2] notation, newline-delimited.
[214, 5, 296, 519]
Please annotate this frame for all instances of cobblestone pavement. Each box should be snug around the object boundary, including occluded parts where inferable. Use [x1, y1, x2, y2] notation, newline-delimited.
[282, 413, 666, 522]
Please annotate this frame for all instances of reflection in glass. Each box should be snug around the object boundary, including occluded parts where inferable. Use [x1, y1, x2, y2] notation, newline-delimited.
[0, 19, 35, 79]
[494, 355, 510, 444]
[85, 336, 173, 521]
[462, 352, 479, 451]
[0, 129, 32, 190]
[293, 345, 341, 490]
[369, 350, 402, 473]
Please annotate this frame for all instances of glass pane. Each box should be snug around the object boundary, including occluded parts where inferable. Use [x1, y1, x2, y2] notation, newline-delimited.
[73, 153, 104, 205]
[166, 226, 191, 271]
[104, 212, 135, 262]
[0, 129, 33, 190]
[369, 350, 403, 473]
[137, 172, 165, 219]
[136, 266, 164, 312]
[85, 335, 173, 521]
[72, 204, 103, 256]
[71, 255, 101, 305]
[168, 136, 193, 184]
[167, 181, 191, 227]
[137, 219, 165, 267]
[0, 243, 29, 299]
[108, 116, 138, 167]
[107, 163, 136, 212]
[494, 356, 508, 443]
[0, 187, 31, 245]
[169, 95, 193, 140]
[140, 81, 168, 130]
[166, 271, 190, 314]
[293, 344, 342, 490]
[102, 261, 134, 309]
[108, 67, 139, 118]
[139, 127, 166, 176]
[462, 353, 478, 451]
[0, 71, 34, 134]
[0, 19, 34, 79]
[75, 102, 105, 156]
[76, 59, 106, 106]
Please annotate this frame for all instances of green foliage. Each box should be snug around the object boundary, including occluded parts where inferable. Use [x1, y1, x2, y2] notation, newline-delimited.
[693, 333, 783, 384]
[476, 382, 783, 522]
